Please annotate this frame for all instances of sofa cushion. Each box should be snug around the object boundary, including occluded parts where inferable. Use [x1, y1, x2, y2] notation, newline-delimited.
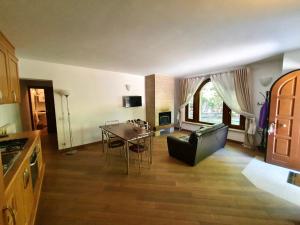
[179, 135, 190, 142]
[188, 131, 198, 145]
[195, 123, 225, 136]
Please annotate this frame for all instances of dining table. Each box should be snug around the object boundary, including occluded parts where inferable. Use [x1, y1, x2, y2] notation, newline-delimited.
[99, 123, 153, 174]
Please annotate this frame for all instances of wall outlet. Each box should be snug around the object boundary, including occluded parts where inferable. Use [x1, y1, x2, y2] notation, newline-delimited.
[61, 142, 66, 146]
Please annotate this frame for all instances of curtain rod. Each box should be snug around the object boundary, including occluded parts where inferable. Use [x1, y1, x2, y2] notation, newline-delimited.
[183, 66, 249, 79]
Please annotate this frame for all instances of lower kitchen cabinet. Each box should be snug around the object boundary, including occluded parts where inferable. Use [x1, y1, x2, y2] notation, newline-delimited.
[1, 132, 44, 225]
[3, 160, 34, 225]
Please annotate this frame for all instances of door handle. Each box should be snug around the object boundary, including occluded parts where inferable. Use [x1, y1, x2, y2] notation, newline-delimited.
[268, 122, 275, 135]
[23, 168, 30, 189]
[278, 123, 287, 128]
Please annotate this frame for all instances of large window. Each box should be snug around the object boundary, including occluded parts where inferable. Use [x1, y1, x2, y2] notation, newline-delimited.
[185, 79, 245, 130]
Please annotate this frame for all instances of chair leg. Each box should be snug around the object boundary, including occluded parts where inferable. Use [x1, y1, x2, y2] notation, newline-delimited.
[120, 147, 123, 157]
[138, 153, 141, 174]
[147, 150, 150, 168]
[106, 150, 110, 165]
[123, 145, 126, 157]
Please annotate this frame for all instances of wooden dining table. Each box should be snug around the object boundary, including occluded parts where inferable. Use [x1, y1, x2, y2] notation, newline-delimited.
[100, 123, 153, 174]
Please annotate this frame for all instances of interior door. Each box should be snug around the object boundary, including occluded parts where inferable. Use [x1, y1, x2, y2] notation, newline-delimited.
[44, 86, 57, 133]
[266, 70, 300, 171]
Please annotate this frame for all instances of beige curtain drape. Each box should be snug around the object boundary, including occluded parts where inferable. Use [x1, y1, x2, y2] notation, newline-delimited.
[210, 68, 256, 148]
[234, 68, 256, 148]
[178, 77, 205, 128]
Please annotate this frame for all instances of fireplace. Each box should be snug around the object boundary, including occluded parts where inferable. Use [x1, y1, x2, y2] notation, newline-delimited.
[159, 111, 171, 125]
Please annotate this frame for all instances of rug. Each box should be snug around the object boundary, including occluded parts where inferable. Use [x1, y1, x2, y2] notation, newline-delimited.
[242, 158, 300, 206]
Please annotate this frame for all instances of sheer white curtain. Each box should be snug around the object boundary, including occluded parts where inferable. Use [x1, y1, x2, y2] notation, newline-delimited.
[178, 77, 205, 128]
[210, 68, 256, 148]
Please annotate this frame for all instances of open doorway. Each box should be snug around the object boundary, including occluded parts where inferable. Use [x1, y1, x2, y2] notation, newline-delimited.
[20, 79, 57, 134]
[29, 88, 48, 133]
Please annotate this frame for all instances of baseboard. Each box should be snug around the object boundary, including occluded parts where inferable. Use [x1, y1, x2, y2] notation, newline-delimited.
[60, 141, 104, 152]
[227, 139, 243, 144]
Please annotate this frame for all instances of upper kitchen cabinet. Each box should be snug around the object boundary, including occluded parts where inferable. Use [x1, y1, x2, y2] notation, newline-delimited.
[0, 44, 9, 104]
[0, 31, 20, 104]
[7, 53, 20, 103]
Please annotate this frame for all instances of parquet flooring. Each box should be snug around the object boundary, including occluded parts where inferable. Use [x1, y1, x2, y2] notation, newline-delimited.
[36, 132, 300, 225]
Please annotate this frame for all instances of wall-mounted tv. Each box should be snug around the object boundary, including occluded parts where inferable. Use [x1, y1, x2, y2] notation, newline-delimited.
[122, 96, 142, 108]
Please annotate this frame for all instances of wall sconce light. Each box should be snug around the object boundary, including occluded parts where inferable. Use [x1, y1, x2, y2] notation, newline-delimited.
[259, 77, 273, 87]
[125, 84, 131, 91]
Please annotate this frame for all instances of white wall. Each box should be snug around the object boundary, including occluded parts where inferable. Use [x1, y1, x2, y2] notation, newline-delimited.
[0, 103, 22, 133]
[250, 58, 283, 126]
[282, 49, 300, 74]
[19, 58, 145, 150]
[250, 57, 283, 144]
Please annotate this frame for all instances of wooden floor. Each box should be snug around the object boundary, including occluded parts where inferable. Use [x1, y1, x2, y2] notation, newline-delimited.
[36, 132, 300, 225]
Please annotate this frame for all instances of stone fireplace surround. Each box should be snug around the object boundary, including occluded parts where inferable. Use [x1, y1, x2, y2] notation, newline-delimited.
[145, 74, 174, 130]
[159, 111, 171, 125]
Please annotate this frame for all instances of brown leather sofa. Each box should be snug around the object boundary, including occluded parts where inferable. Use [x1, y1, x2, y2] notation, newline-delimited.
[167, 123, 228, 166]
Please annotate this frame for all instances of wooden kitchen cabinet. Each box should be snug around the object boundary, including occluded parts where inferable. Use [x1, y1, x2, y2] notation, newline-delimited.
[0, 157, 5, 225]
[20, 161, 34, 225]
[7, 53, 20, 103]
[3, 169, 26, 225]
[1, 131, 44, 225]
[3, 159, 34, 225]
[0, 31, 20, 104]
[0, 43, 9, 104]
[36, 138, 43, 175]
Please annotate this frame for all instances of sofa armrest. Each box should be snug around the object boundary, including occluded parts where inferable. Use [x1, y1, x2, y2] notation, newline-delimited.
[167, 136, 196, 166]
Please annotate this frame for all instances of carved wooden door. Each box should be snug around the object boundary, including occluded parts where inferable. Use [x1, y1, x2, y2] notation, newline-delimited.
[266, 70, 300, 171]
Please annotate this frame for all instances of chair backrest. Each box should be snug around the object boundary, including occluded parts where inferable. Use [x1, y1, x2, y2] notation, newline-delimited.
[135, 134, 151, 151]
[105, 120, 119, 126]
[102, 130, 117, 147]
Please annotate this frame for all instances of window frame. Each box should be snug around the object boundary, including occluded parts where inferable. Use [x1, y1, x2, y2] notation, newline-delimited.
[185, 78, 245, 130]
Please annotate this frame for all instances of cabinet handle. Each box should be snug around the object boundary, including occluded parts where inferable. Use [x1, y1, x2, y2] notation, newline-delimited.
[30, 155, 38, 166]
[23, 168, 30, 189]
[3, 207, 16, 225]
[0, 90, 3, 102]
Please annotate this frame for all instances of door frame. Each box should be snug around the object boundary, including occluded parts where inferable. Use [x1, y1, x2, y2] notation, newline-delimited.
[266, 69, 300, 151]
[266, 69, 300, 170]
[20, 79, 57, 134]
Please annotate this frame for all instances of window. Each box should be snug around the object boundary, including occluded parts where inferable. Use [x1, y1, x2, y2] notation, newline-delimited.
[199, 81, 223, 124]
[187, 96, 194, 120]
[185, 79, 245, 130]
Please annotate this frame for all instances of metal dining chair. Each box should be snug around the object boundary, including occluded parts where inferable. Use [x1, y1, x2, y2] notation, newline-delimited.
[102, 130, 125, 164]
[105, 120, 120, 138]
[128, 133, 152, 174]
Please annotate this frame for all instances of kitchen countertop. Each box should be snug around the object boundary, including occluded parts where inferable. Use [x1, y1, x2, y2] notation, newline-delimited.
[0, 130, 40, 190]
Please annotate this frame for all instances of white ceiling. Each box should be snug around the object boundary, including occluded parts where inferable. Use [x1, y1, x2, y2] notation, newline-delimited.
[1, 0, 300, 77]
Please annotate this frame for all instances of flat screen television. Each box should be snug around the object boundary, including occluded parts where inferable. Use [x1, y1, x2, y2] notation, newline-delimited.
[122, 96, 142, 107]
